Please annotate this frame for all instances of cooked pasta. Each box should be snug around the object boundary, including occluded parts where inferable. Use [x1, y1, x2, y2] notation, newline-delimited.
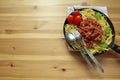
[65, 8, 113, 54]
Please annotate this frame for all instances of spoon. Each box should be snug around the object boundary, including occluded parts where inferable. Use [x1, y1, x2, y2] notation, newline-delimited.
[66, 30, 104, 73]
[66, 33, 93, 68]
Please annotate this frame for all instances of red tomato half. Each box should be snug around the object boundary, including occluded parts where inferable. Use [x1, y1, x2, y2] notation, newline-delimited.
[73, 10, 80, 16]
[67, 15, 74, 24]
[74, 15, 83, 25]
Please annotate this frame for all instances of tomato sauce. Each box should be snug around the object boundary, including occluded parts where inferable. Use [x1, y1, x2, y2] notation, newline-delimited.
[78, 18, 103, 48]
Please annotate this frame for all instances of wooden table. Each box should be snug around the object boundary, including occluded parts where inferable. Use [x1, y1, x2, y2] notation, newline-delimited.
[0, 0, 120, 80]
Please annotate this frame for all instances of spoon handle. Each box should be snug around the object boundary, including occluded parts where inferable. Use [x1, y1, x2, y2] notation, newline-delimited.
[79, 49, 93, 68]
[76, 43, 93, 68]
[79, 39, 104, 73]
[84, 46, 104, 73]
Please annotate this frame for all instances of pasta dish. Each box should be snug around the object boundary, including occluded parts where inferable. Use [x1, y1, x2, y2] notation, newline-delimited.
[64, 8, 112, 54]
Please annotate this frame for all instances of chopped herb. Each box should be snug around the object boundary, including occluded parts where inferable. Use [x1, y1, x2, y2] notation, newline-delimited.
[105, 27, 110, 34]
[95, 12, 102, 20]
[99, 41, 108, 48]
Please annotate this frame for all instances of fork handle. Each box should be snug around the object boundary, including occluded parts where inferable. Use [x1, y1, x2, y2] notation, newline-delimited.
[79, 49, 93, 68]
[84, 47, 104, 73]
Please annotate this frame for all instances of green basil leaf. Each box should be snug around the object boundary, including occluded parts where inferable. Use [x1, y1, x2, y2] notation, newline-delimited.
[95, 12, 102, 20]
[105, 27, 110, 34]
[99, 41, 108, 48]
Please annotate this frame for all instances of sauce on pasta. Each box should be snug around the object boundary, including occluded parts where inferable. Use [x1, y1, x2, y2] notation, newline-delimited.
[78, 18, 103, 48]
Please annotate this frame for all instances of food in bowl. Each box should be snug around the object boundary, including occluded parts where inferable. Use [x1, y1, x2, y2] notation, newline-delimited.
[64, 8, 113, 54]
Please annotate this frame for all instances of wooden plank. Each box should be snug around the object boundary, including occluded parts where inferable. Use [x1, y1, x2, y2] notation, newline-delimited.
[0, 60, 120, 78]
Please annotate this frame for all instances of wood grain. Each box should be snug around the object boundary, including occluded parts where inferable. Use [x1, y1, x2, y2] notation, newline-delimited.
[0, 0, 120, 80]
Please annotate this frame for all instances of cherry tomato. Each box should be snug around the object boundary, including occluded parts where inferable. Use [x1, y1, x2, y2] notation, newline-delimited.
[74, 15, 83, 25]
[73, 10, 80, 16]
[67, 15, 74, 24]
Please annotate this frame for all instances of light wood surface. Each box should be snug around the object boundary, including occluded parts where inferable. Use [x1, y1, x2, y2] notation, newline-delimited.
[0, 0, 120, 80]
